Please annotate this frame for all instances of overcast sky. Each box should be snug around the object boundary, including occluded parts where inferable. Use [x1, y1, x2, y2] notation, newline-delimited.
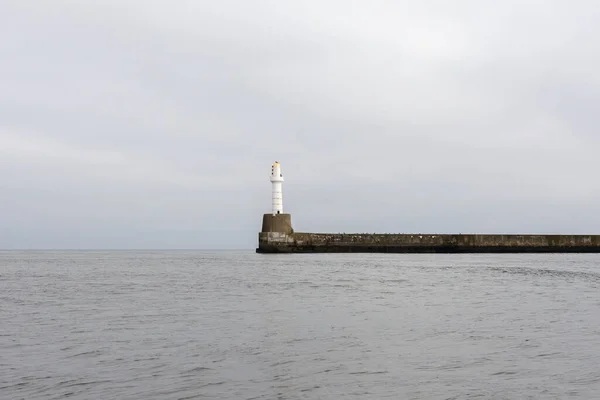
[2, 1, 600, 249]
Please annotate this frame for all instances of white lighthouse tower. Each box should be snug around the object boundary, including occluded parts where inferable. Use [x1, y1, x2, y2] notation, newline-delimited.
[259, 161, 293, 237]
[270, 161, 284, 215]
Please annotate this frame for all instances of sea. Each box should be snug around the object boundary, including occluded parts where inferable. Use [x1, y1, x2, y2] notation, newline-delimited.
[2, 250, 600, 399]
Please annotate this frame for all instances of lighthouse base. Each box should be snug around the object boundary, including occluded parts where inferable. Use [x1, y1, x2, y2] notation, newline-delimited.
[261, 213, 293, 234]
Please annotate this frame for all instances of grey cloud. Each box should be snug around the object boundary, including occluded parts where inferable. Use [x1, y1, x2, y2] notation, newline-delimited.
[1, 0, 600, 249]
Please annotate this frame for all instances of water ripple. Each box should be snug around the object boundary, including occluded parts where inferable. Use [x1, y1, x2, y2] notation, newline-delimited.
[1, 251, 600, 399]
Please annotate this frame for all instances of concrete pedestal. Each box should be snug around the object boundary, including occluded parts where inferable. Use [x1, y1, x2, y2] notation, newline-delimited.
[261, 213, 293, 234]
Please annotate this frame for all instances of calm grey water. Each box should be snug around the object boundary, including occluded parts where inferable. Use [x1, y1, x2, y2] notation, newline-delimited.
[2, 251, 600, 399]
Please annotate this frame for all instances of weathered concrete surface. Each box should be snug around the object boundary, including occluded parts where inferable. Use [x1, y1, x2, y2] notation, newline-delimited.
[256, 232, 600, 253]
[260, 213, 293, 234]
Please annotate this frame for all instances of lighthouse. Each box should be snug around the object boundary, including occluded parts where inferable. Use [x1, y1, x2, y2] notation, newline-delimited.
[259, 161, 293, 235]
[270, 161, 284, 215]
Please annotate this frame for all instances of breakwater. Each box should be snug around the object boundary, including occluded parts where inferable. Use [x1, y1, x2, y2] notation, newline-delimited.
[256, 232, 600, 253]
[256, 214, 600, 253]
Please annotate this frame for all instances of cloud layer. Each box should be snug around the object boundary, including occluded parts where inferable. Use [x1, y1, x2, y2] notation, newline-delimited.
[2, 1, 600, 248]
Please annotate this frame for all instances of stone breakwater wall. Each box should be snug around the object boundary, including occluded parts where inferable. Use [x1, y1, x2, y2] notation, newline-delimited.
[256, 232, 600, 253]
